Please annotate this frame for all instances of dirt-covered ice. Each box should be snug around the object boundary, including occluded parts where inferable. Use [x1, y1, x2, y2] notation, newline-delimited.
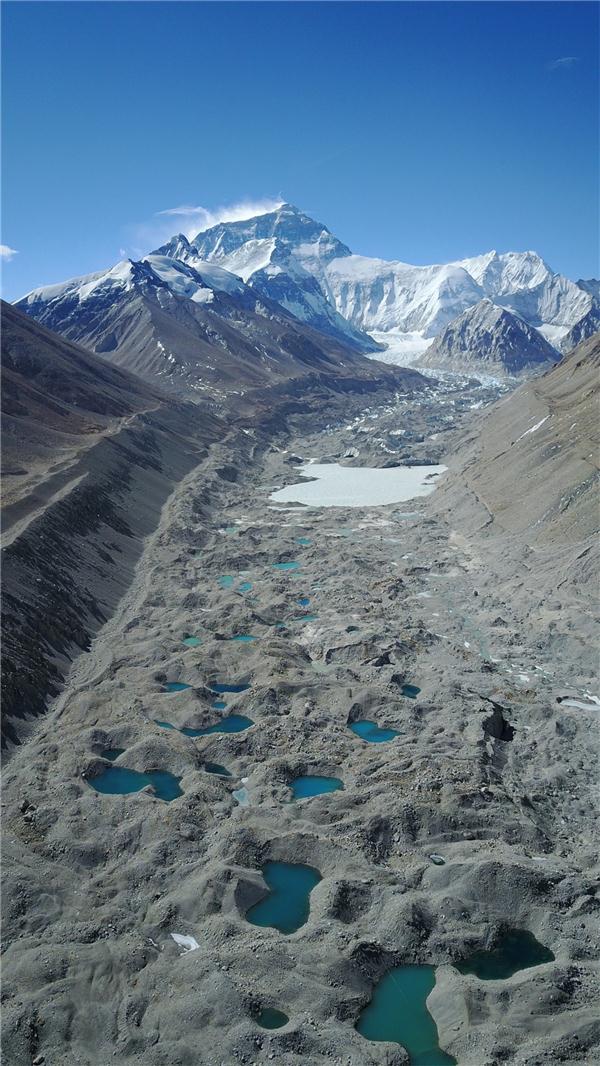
[2, 373, 598, 1066]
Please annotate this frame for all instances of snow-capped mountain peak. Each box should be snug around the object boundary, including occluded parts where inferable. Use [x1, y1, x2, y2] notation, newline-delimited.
[156, 206, 592, 360]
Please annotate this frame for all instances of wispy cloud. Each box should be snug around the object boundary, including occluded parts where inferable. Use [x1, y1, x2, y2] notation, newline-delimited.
[124, 197, 285, 258]
[547, 56, 580, 71]
[0, 244, 18, 261]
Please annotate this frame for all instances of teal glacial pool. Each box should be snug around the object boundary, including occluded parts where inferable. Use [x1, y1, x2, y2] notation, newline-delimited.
[401, 684, 421, 699]
[212, 700, 227, 710]
[273, 561, 300, 571]
[256, 1008, 289, 1029]
[296, 537, 312, 545]
[356, 965, 456, 1066]
[155, 715, 253, 737]
[290, 775, 343, 800]
[102, 748, 124, 762]
[204, 762, 232, 777]
[231, 635, 256, 642]
[90, 766, 182, 802]
[218, 575, 235, 589]
[182, 636, 201, 647]
[164, 682, 191, 693]
[456, 930, 554, 980]
[246, 861, 322, 934]
[349, 720, 400, 743]
[295, 614, 318, 623]
[239, 581, 253, 592]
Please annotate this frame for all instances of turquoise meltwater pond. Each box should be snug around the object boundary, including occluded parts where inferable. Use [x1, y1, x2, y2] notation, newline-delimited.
[290, 775, 343, 799]
[455, 930, 554, 980]
[349, 720, 400, 743]
[246, 861, 321, 934]
[89, 765, 182, 802]
[355, 965, 456, 1066]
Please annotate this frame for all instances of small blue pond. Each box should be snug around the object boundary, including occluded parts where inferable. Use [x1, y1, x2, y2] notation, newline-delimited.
[156, 715, 253, 737]
[90, 765, 182, 802]
[101, 748, 124, 762]
[239, 581, 253, 592]
[211, 682, 251, 694]
[273, 562, 300, 571]
[212, 700, 227, 710]
[297, 597, 311, 607]
[401, 684, 421, 699]
[296, 537, 312, 545]
[295, 614, 318, 623]
[290, 775, 343, 800]
[204, 762, 232, 777]
[218, 575, 235, 589]
[164, 682, 191, 693]
[356, 964, 456, 1066]
[182, 636, 201, 647]
[231, 635, 256, 643]
[256, 1008, 289, 1029]
[246, 861, 322, 934]
[455, 930, 554, 980]
[350, 720, 400, 743]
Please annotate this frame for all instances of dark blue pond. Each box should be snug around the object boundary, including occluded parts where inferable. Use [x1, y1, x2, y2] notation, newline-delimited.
[356, 964, 456, 1066]
[89, 765, 182, 802]
[297, 597, 311, 607]
[401, 684, 421, 699]
[256, 1007, 289, 1029]
[290, 775, 344, 800]
[101, 748, 125, 762]
[455, 930, 554, 980]
[246, 861, 321, 934]
[212, 700, 228, 710]
[155, 715, 253, 737]
[349, 720, 400, 743]
[204, 762, 232, 777]
[163, 682, 191, 693]
[211, 682, 251, 694]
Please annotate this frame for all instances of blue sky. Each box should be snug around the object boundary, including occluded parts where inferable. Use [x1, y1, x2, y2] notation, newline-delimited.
[2, 1, 598, 300]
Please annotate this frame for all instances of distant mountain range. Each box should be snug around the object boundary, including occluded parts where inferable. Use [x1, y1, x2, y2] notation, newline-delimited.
[16, 202, 599, 381]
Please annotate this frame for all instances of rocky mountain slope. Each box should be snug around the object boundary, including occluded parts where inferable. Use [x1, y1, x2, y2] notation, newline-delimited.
[16, 254, 393, 403]
[433, 331, 599, 602]
[417, 298, 560, 376]
[167, 203, 595, 357]
[1, 303, 226, 747]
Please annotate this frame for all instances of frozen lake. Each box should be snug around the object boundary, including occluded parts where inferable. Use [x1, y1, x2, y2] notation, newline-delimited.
[270, 462, 447, 508]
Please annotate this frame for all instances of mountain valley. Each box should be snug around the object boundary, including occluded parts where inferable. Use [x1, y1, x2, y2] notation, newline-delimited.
[2, 205, 599, 1066]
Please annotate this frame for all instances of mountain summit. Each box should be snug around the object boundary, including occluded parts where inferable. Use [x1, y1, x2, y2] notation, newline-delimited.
[156, 203, 594, 361]
[17, 203, 597, 381]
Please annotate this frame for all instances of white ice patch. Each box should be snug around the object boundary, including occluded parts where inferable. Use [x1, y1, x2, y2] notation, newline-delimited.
[366, 329, 430, 366]
[170, 933, 200, 954]
[269, 463, 447, 508]
[515, 416, 549, 442]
